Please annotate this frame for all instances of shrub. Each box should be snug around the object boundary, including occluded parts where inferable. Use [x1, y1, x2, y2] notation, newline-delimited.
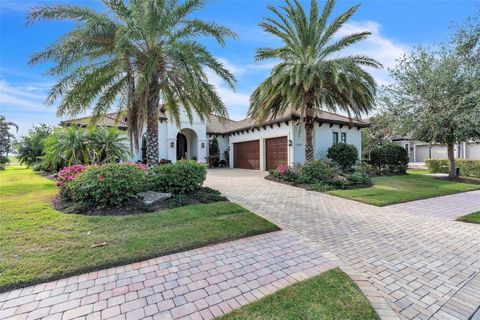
[57, 164, 88, 198]
[0, 156, 9, 170]
[68, 163, 147, 209]
[369, 143, 409, 175]
[272, 164, 300, 182]
[148, 160, 207, 193]
[300, 160, 336, 183]
[348, 172, 370, 185]
[425, 159, 449, 173]
[353, 162, 374, 175]
[327, 143, 358, 170]
[457, 160, 480, 177]
[15, 124, 52, 167]
[158, 159, 172, 165]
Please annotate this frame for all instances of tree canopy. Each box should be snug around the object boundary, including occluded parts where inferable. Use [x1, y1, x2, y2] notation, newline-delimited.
[249, 0, 381, 161]
[27, 0, 237, 163]
[380, 15, 480, 176]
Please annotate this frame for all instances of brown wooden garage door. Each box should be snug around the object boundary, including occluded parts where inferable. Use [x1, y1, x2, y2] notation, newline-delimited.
[266, 136, 288, 171]
[234, 140, 260, 169]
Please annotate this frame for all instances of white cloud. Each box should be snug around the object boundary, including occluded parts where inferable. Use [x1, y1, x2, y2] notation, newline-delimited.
[335, 21, 409, 84]
[0, 79, 60, 137]
[0, 80, 48, 110]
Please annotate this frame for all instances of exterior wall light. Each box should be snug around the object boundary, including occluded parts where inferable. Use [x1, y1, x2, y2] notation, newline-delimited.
[288, 139, 292, 146]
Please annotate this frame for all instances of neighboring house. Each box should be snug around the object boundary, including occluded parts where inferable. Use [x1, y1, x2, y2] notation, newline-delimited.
[62, 108, 367, 170]
[392, 137, 480, 162]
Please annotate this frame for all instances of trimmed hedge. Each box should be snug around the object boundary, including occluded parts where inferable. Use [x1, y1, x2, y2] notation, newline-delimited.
[149, 160, 207, 193]
[327, 143, 358, 170]
[458, 160, 480, 177]
[369, 143, 409, 175]
[426, 159, 480, 177]
[425, 159, 449, 174]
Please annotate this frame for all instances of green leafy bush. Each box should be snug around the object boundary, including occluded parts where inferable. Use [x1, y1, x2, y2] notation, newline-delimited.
[149, 160, 207, 193]
[327, 143, 358, 170]
[353, 162, 374, 175]
[300, 160, 336, 183]
[369, 143, 409, 175]
[68, 163, 147, 209]
[425, 159, 449, 173]
[0, 156, 9, 170]
[348, 172, 370, 185]
[457, 160, 480, 177]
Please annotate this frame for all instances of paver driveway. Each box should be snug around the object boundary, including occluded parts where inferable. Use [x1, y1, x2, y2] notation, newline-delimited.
[0, 232, 334, 320]
[205, 169, 480, 320]
[387, 190, 480, 220]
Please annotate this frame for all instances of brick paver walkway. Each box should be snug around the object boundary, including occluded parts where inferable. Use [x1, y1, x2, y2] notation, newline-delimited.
[387, 190, 480, 220]
[0, 231, 335, 320]
[205, 169, 480, 320]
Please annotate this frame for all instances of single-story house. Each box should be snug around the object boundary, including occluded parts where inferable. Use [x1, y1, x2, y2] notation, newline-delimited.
[62, 108, 368, 170]
[392, 137, 480, 162]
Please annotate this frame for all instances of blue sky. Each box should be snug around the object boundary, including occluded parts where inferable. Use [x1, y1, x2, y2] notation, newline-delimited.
[0, 0, 478, 137]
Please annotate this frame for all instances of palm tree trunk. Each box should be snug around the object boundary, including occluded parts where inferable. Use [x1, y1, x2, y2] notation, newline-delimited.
[304, 92, 315, 162]
[146, 83, 160, 165]
[447, 143, 457, 178]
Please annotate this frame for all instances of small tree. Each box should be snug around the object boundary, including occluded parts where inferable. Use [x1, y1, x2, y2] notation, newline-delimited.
[361, 111, 396, 159]
[0, 116, 18, 169]
[15, 124, 52, 167]
[381, 20, 480, 177]
[208, 137, 220, 167]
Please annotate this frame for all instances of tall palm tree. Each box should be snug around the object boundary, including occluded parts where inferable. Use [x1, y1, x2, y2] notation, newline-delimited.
[27, 0, 237, 164]
[249, 0, 381, 162]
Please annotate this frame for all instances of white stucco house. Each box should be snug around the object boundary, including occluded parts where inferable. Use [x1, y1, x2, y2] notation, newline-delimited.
[392, 137, 480, 162]
[62, 108, 368, 171]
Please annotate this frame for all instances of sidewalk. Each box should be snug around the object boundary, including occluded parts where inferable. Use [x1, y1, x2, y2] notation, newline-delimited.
[0, 231, 335, 320]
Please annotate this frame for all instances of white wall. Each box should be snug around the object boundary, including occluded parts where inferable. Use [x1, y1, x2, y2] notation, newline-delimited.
[466, 142, 480, 160]
[130, 110, 207, 163]
[312, 124, 362, 160]
[228, 123, 293, 170]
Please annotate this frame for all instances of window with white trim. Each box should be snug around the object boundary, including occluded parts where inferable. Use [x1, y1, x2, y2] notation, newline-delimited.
[333, 132, 339, 144]
[341, 132, 347, 143]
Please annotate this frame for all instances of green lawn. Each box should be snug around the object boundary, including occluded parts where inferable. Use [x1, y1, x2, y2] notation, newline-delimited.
[218, 268, 379, 320]
[456, 211, 480, 224]
[0, 166, 278, 291]
[327, 173, 480, 206]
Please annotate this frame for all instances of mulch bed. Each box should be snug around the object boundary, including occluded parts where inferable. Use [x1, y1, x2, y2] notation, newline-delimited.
[435, 176, 480, 185]
[265, 175, 371, 191]
[53, 187, 228, 216]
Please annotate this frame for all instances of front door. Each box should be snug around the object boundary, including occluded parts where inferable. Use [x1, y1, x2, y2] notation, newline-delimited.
[176, 133, 187, 160]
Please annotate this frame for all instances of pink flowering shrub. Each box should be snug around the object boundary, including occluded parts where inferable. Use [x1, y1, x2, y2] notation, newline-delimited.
[56, 164, 88, 199]
[126, 162, 148, 171]
[277, 164, 289, 175]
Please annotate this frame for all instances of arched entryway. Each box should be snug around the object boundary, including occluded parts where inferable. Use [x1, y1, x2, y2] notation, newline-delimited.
[176, 128, 198, 161]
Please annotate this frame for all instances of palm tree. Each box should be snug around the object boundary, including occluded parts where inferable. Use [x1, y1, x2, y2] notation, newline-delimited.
[42, 127, 89, 169]
[27, 0, 237, 164]
[87, 127, 129, 164]
[249, 0, 381, 162]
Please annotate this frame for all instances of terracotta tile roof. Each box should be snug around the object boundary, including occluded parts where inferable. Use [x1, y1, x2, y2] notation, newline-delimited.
[216, 109, 368, 134]
[205, 115, 237, 134]
[61, 113, 129, 128]
[62, 109, 368, 134]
